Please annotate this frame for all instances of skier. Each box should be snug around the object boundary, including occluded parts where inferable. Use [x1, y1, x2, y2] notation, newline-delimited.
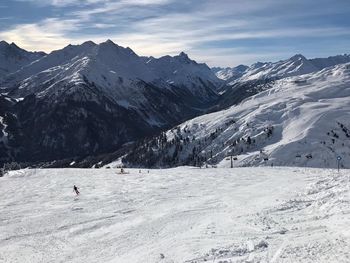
[73, 185, 80, 195]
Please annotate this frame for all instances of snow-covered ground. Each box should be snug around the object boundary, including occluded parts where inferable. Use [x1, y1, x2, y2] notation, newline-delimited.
[0, 167, 349, 262]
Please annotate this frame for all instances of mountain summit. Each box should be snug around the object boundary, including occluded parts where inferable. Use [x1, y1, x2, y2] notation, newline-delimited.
[0, 40, 46, 79]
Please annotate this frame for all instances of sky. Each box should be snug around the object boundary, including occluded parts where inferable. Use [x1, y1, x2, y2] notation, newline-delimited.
[0, 0, 349, 67]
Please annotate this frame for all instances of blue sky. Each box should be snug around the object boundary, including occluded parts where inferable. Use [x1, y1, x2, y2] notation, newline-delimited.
[0, 0, 349, 67]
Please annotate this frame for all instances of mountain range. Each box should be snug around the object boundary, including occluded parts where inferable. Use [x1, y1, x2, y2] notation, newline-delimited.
[214, 53, 350, 85]
[0, 40, 349, 168]
[0, 40, 221, 165]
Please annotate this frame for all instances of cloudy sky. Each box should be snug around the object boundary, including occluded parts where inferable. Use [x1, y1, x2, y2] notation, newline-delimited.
[0, 0, 349, 67]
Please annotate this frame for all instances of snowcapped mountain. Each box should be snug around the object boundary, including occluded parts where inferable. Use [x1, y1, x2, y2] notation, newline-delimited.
[0, 41, 45, 79]
[123, 62, 350, 169]
[3, 40, 220, 99]
[212, 65, 249, 81]
[146, 52, 221, 97]
[236, 54, 319, 83]
[0, 40, 221, 165]
[214, 54, 350, 85]
[211, 54, 350, 111]
[2, 40, 350, 167]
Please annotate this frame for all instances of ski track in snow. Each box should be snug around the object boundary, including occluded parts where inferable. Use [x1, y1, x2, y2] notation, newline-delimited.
[0, 167, 349, 262]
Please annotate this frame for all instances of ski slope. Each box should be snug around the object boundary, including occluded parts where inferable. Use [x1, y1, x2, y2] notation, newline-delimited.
[0, 167, 349, 262]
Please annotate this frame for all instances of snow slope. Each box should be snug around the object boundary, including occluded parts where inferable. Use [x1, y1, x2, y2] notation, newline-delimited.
[0, 167, 349, 262]
[124, 62, 350, 168]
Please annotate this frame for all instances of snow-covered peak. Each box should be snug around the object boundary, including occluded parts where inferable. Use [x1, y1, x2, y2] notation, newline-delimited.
[289, 53, 307, 61]
[97, 40, 139, 59]
[98, 40, 137, 57]
[250, 61, 268, 69]
[177, 51, 191, 61]
[81, 40, 97, 48]
[102, 39, 116, 46]
[0, 40, 9, 48]
[0, 41, 96, 84]
[237, 54, 319, 82]
[0, 40, 46, 79]
[146, 52, 222, 94]
[0, 40, 45, 57]
[156, 52, 195, 65]
[9, 42, 21, 50]
[235, 64, 250, 72]
[99, 39, 121, 50]
[213, 65, 249, 81]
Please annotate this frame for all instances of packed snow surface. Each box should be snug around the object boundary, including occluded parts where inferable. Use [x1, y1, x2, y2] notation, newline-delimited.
[0, 167, 349, 262]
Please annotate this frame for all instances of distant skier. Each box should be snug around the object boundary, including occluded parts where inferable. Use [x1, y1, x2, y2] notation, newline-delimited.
[73, 185, 80, 195]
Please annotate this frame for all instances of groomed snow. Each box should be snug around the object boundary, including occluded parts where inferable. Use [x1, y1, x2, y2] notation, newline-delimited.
[0, 167, 349, 262]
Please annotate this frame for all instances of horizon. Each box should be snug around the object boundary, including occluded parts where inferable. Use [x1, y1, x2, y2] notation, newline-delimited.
[0, 0, 349, 67]
[2, 38, 349, 69]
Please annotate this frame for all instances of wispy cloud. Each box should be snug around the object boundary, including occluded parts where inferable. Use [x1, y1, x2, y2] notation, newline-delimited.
[14, 0, 106, 7]
[0, 18, 79, 51]
[15, 0, 173, 8]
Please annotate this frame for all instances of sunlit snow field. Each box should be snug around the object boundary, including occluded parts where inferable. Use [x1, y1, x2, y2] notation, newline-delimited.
[0, 167, 349, 262]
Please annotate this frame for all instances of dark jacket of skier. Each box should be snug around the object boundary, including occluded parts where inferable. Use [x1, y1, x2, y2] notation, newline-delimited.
[73, 185, 80, 195]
